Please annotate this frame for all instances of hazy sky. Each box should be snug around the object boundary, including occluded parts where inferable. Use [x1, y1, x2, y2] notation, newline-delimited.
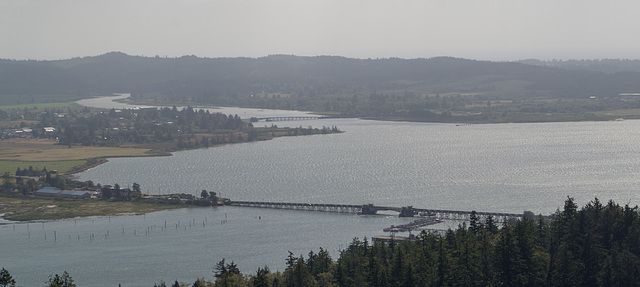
[2, 0, 640, 61]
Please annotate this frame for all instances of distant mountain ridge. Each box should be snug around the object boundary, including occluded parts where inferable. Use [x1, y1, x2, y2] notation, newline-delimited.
[2, 52, 640, 105]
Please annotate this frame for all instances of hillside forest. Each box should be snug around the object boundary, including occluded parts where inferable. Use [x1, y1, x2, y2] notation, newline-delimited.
[4, 53, 640, 122]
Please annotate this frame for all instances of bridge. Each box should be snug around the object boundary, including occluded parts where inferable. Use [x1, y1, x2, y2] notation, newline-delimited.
[254, 116, 329, 122]
[227, 201, 523, 222]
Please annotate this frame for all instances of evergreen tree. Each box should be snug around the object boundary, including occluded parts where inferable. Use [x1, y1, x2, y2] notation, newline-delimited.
[437, 239, 452, 286]
[0, 268, 16, 287]
[46, 271, 75, 287]
[495, 222, 523, 286]
[253, 266, 270, 287]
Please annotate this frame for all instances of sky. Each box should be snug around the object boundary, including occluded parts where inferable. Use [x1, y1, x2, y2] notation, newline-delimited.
[2, 0, 640, 61]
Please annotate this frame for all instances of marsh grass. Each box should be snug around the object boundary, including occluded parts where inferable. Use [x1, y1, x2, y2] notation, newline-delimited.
[0, 193, 184, 221]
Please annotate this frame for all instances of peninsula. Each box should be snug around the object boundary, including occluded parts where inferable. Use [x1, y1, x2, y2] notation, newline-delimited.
[0, 101, 340, 221]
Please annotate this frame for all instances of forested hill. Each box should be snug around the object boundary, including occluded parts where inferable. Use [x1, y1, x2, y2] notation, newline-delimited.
[2, 52, 638, 100]
[3, 53, 640, 122]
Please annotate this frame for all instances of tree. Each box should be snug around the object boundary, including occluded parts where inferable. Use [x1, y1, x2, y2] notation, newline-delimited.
[437, 239, 452, 286]
[284, 257, 315, 287]
[191, 278, 207, 287]
[253, 266, 270, 287]
[47, 271, 75, 287]
[469, 210, 481, 235]
[132, 182, 141, 194]
[214, 259, 228, 279]
[0, 268, 16, 287]
[308, 248, 332, 277]
[101, 185, 113, 199]
[209, 191, 218, 205]
[131, 182, 142, 200]
[286, 252, 298, 270]
[485, 215, 499, 234]
[214, 259, 241, 287]
[495, 222, 522, 286]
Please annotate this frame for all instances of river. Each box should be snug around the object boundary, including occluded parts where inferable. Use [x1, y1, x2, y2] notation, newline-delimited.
[2, 95, 640, 286]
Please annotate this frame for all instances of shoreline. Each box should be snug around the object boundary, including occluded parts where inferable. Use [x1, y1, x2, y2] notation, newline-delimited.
[68, 128, 342, 175]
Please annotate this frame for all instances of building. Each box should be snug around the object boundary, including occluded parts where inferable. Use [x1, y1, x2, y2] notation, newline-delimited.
[34, 187, 90, 199]
[43, 127, 56, 133]
[60, 190, 90, 199]
[34, 186, 62, 197]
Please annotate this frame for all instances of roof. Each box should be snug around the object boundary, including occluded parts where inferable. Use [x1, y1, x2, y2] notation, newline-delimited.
[35, 186, 62, 195]
[60, 190, 90, 197]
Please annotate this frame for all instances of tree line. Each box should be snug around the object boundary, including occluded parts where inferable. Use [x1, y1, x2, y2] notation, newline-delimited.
[2, 105, 339, 150]
[0, 268, 75, 287]
[50, 106, 245, 147]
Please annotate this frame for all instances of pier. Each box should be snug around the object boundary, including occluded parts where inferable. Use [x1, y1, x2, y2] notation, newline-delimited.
[227, 201, 523, 222]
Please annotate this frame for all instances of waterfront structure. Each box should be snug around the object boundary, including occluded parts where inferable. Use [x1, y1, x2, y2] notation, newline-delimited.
[34, 187, 90, 199]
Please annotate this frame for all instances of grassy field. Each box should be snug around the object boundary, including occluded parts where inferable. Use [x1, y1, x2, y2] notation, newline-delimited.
[0, 102, 80, 111]
[0, 160, 88, 175]
[0, 193, 185, 221]
[0, 94, 84, 107]
[596, 109, 640, 118]
[0, 138, 155, 175]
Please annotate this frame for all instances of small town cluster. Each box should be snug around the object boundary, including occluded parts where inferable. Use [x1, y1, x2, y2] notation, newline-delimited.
[2, 126, 56, 139]
[31, 184, 220, 205]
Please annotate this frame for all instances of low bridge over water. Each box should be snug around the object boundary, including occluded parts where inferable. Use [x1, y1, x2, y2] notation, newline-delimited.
[228, 201, 523, 222]
[256, 116, 329, 122]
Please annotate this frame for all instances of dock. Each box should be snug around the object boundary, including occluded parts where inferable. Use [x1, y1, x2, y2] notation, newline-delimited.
[383, 217, 443, 233]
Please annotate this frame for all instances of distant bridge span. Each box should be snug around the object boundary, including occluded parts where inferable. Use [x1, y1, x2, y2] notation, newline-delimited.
[255, 116, 330, 122]
[227, 201, 523, 222]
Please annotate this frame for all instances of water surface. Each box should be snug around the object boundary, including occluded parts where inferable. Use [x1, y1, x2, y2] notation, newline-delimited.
[5, 95, 640, 286]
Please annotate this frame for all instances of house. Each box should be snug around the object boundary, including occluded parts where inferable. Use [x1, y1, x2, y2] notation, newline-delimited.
[1, 128, 32, 138]
[43, 127, 56, 133]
